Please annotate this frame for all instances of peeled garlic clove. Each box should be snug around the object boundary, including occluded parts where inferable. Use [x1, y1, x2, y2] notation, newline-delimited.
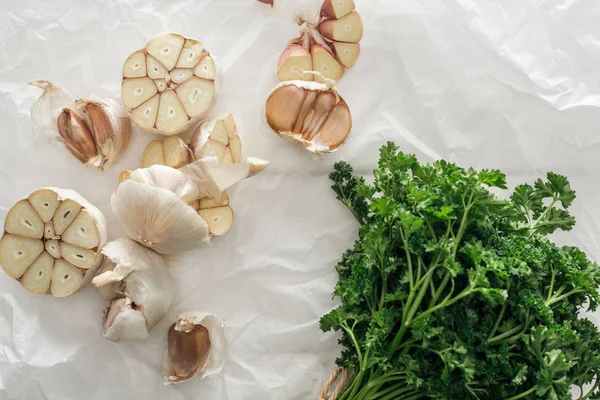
[28, 80, 75, 141]
[265, 80, 352, 153]
[122, 32, 219, 136]
[75, 98, 132, 171]
[93, 238, 174, 342]
[128, 165, 199, 204]
[111, 180, 209, 254]
[57, 108, 101, 166]
[0, 188, 107, 296]
[163, 311, 227, 384]
[198, 206, 234, 236]
[189, 113, 242, 164]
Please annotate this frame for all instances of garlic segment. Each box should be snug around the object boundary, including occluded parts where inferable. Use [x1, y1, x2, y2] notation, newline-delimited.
[122, 32, 218, 136]
[0, 188, 107, 297]
[189, 113, 242, 164]
[163, 311, 227, 384]
[75, 98, 132, 171]
[275, 0, 362, 82]
[93, 238, 174, 342]
[265, 79, 352, 153]
[29, 81, 132, 171]
[111, 179, 210, 255]
[141, 136, 194, 169]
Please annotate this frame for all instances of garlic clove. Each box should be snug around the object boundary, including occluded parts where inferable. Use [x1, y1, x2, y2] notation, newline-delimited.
[123, 51, 147, 78]
[302, 91, 337, 140]
[331, 42, 360, 69]
[193, 56, 216, 80]
[321, 0, 355, 19]
[146, 32, 186, 72]
[319, 11, 363, 43]
[198, 206, 234, 236]
[177, 39, 208, 69]
[119, 170, 132, 184]
[163, 136, 195, 168]
[28, 80, 75, 142]
[201, 140, 227, 163]
[265, 84, 307, 132]
[174, 77, 215, 118]
[121, 77, 158, 109]
[156, 90, 189, 136]
[163, 311, 227, 384]
[95, 238, 174, 342]
[142, 140, 166, 168]
[20, 252, 54, 295]
[45, 239, 61, 259]
[223, 114, 237, 137]
[313, 99, 352, 150]
[311, 44, 345, 83]
[190, 114, 242, 165]
[277, 44, 314, 82]
[293, 90, 318, 134]
[198, 193, 229, 209]
[0, 188, 107, 296]
[4, 200, 44, 239]
[111, 180, 209, 254]
[147, 54, 170, 80]
[169, 68, 194, 84]
[28, 189, 60, 223]
[57, 108, 100, 166]
[131, 94, 160, 130]
[229, 135, 242, 163]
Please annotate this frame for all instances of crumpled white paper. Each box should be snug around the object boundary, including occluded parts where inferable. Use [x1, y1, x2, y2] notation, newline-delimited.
[1, 0, 600, 399]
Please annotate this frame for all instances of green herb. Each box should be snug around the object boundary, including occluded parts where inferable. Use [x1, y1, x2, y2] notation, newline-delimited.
[321, 142, 600, 400]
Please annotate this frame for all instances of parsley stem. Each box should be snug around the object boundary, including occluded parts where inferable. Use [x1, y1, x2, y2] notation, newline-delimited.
[488, 280, 511, 341]
[487, 323, 525, 345]
[505, 386, 536, 400]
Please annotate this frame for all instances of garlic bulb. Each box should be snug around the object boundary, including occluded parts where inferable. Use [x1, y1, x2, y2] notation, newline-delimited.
[29, 80, 132, 171]
[121, 32, 219, 136]
[0, 188, 107, 297]
[112, 178, 210, 255]
[93, 238, 174, 342]
[163, 311, 227, 384]
[141, 136, 194, 169]
[271, 0, 363, 82]
[265, 79, 352, 153]
[75, 98, 132, 171]
[189, 113, 242, 164]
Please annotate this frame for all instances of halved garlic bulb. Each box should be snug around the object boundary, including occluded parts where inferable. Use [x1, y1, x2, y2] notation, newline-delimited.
[93, 238, 174, 342]
[163, 311, 227, 384]
[189, 113, 242, 164]
[0, 188, 107, 296]
[122, 32, 218, 136]
[265, 79, 352, 153]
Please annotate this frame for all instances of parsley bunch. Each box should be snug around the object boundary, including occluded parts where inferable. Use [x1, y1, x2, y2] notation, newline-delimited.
[321, 142, 600, 400]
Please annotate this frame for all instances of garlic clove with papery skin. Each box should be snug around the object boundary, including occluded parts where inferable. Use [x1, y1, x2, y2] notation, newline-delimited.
[163, 311, 227, 384]
[28, 80, 75, 142]
[93, 238, 174, 342]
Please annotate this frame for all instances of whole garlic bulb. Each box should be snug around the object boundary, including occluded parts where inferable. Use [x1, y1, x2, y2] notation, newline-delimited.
[163, 311, 227, 384]
[28, 80, 132, 171]
[111, 174, 210, 255]
[93, 238, 174, 342]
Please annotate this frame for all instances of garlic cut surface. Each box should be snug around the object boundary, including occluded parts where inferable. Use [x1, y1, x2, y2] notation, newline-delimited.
[163, 311, 227, 384]
[189, 113, 242, 164]
[0, 188, 107, 297]
[122, 32, 219, 136]
[93, 238, 174, 342]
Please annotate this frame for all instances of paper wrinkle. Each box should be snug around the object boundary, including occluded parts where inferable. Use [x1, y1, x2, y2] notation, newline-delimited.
[2, 0, 600, 398]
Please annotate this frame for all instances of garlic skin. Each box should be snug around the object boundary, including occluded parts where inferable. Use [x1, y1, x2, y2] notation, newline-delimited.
[163, 311, 227, 384]
[129, 165, 200, 204]
[179, 157, 270, 202]
[56, 108, 101, 167]
[93, 238, 174, 342]
[28, 80, 74, 142]
[265, 79, 352, 153]
[111, 179, 210, 254]
[0, 188, 107, 297]
[75, 98, 132, 171]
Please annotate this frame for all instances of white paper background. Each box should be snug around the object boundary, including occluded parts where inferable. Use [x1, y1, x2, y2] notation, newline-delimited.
[1, 0, 600, 399]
